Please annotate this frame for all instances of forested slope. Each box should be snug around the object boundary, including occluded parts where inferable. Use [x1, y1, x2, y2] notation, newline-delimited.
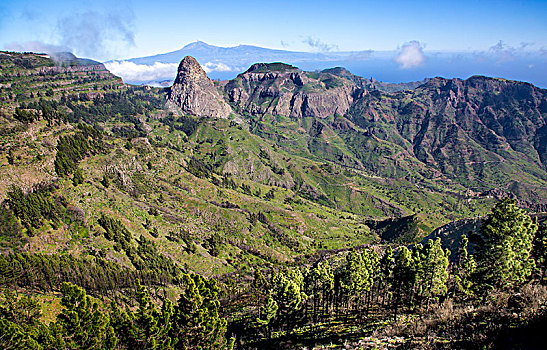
[0, 52, 546, 349]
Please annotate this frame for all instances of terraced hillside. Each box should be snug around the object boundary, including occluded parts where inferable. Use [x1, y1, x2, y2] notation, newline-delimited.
[0, 52, 389, 278]
[1, 52, 546, 349]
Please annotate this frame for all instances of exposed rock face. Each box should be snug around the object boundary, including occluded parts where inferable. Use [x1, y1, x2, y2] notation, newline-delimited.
[223, 63, 547, 207]
[345, 76, 547, 206]
[167, 56, 231, 118]
[224, 63, 361, 119]
[349, 76, 547, 171]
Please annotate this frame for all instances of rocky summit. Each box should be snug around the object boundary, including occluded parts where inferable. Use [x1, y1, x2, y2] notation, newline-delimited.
[224, 62, 361, 119]
[167, 56, 232, 118]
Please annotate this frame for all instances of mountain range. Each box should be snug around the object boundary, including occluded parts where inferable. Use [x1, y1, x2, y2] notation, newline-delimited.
[167, 56, 547, 215]
[104, 41, 547, 88]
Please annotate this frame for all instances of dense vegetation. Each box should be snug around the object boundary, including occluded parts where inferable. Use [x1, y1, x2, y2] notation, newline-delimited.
[0, 52, 546, 349]
[1, 199, 546, 349]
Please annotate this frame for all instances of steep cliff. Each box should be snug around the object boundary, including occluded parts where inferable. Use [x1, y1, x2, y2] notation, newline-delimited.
[224, 63, 362, 119]
[167, 56, 232, 118]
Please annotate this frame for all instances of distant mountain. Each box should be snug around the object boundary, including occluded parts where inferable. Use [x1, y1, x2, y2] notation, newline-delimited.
[106, 41, 377, 85]
[104, 41, 547, 89]
[130, 41, 338, 66]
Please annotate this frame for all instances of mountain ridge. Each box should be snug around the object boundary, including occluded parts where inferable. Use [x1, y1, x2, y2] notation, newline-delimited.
[159, 56, 547, 213]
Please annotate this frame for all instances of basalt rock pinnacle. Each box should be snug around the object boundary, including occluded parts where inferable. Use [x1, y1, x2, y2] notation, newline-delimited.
[167, 56, 232, 118]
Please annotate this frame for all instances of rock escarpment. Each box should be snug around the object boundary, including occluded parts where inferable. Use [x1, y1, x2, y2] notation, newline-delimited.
[224, 63, 362, 119]
[348, 76, 547, 171]
[167, 56, 231, 118]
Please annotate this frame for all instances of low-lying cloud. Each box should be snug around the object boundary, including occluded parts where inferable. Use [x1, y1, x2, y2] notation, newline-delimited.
[105, 60, 237, 83]
[203, 62, 234, 73]
[104, 61, 179, 82]
[395, 41, 426, 69]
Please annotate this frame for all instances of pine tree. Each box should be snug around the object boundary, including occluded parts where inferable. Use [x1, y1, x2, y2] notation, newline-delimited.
[453, 235, 476, 298]
[0, 317, 42, 349]
[340, 250, 369, 313]
[392, 246, 415, 318]
[306, 261, 334, 322]
[172, 273, 227, 350]
[256, 290, 278, 336]
[114, 281, 175, 349]
[55, 282, 118, 349]
[379, 246, 395, 306]
[273, 269, 306, 331]
[477, 198, 537, 290]
[532, 223, 547, 279]
[72, 167, 85, 186]
[421, 238, 450, 307]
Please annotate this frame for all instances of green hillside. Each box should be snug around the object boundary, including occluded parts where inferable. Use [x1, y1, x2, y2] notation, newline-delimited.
[0, 52, 546, 349]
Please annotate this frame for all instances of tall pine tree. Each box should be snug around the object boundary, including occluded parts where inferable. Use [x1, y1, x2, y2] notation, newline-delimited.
[477, 198, 537, 291]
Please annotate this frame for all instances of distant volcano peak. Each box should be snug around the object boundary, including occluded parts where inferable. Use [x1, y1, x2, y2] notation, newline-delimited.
[181, 41, 217, 50]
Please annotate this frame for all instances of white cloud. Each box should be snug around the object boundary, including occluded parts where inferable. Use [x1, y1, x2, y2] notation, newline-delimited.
[104, 60, 237, 83]
[202, 62, 234, 73]
[302, 36, 339, 52]
[395, 41, 426, 69]
[104, 61, 179, 82]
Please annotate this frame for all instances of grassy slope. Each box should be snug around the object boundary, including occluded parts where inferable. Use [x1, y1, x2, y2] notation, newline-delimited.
[0, 52, 501, 281]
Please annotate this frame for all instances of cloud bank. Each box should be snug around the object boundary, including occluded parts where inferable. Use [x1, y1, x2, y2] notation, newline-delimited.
[105, 61, 237, 83]
[395, 41, 426, 69]
[202, 62, 234, 73]
[104, 61, 179, 82]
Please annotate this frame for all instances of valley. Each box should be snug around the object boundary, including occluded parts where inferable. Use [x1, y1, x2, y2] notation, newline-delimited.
[0, 51, 546, 349]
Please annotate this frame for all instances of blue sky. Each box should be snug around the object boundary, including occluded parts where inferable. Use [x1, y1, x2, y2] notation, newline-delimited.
[1, 0, 546, 86]
[1, 0, 546, 60]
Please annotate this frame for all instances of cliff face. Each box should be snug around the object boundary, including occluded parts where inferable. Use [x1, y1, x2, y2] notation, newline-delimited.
[167, 56, 231, 118]
[221, 64, 547, 206]
[349, 76, 547, 172]
[224, 63, 362, 119]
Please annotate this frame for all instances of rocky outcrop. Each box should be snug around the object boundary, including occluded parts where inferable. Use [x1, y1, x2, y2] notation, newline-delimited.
[223, 63, 547, 208]
[167, 56, 231, 118]
[348, 75, 547, 175]
[224, 63, 361, 119]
